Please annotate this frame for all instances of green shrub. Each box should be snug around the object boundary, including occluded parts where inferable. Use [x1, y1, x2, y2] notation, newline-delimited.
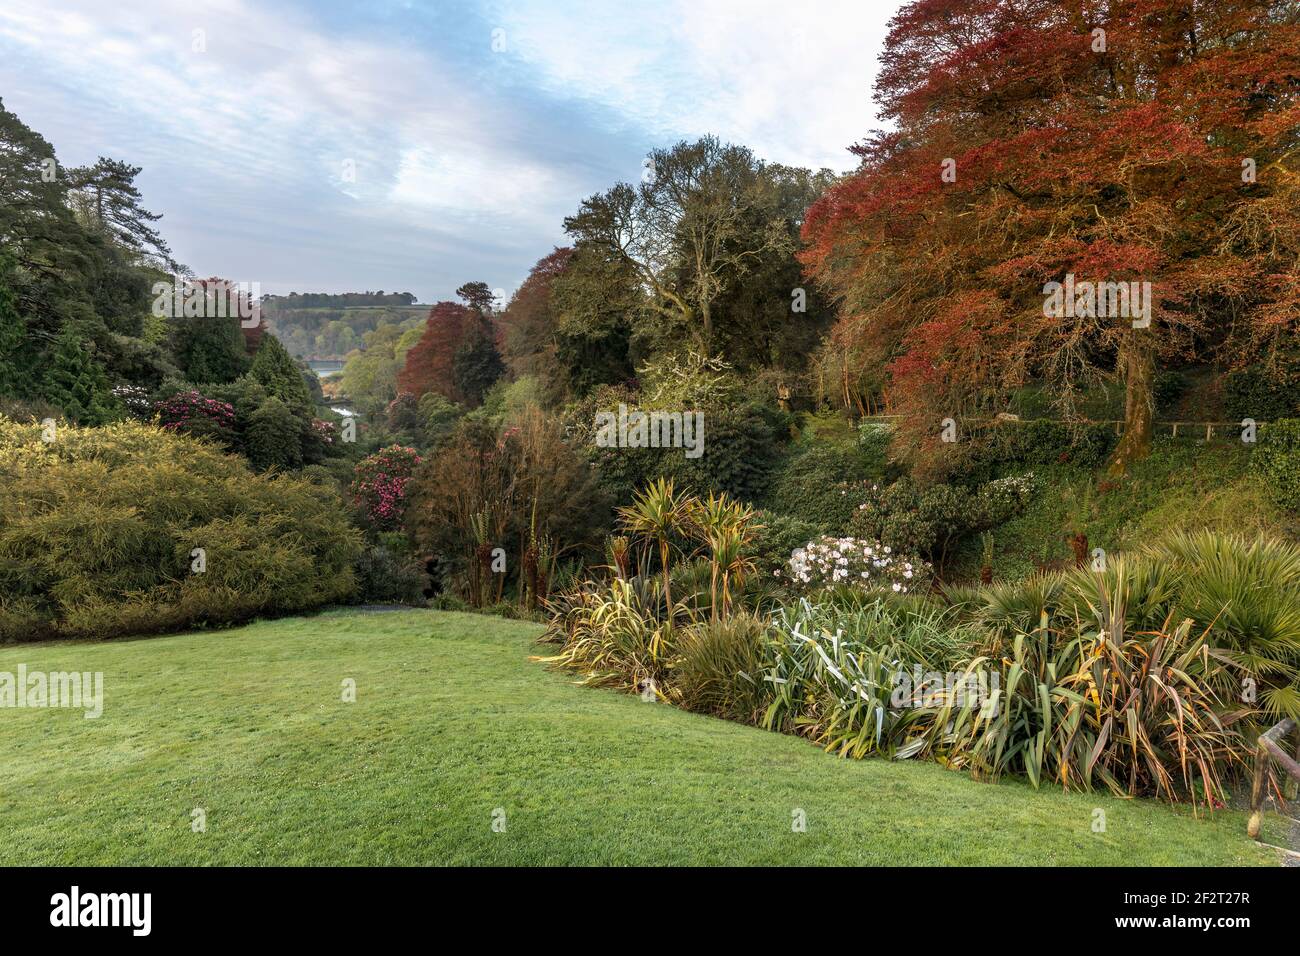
[416, 391, 463, 448]
[574, 393, 780, 505]
[675, 612, 772, 722]
[0, 417, 361, 641]
[857, 420, 895, 465]
[745, 510, 821, 581]
[993, 420, 1115, 468]
[1253, 418, 1300, 513]
[566, 386, 671, 505]
[1223, 365, 1300, 423]
[674, 402, 779, 501]
[763, 437, 885, 532]
[848, 474, 1035, 565]
[431, 593, 470, 613]
[353, 532, 426, 605]
[244, 396, 303, 471]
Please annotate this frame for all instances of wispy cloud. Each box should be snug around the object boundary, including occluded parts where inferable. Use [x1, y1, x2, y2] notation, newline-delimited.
[0, 0, 894, 298]
[495, 0, 889, 171]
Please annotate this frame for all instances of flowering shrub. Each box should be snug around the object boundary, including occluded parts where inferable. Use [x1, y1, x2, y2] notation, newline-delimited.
[782, 535, 929, 594]
[311, 419, 336, 445]
[351, 444, 423, 530]
[152, 390, 236, 442]
[111, 384, 152, 419]
[976, 472, 1035, 520]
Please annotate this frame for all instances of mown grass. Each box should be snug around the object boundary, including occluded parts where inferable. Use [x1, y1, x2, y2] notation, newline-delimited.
[0, 609, 1277, 866]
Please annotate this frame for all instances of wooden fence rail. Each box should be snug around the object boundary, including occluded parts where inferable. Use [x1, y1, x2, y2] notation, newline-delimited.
[1247, 717, 1300, 841]
[860, 414, 1265, 441]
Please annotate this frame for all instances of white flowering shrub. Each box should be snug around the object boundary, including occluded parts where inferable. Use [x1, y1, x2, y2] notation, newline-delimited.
[782, 535, 929, 594]
[977, 472, 1036, 520]
[111, 384, 153, 419]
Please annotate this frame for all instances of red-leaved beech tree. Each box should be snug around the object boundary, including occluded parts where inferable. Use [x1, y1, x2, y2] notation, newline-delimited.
[802, 0, 1300, 474]
[499, 246, 573, 381]
[397, 300, 472, 401]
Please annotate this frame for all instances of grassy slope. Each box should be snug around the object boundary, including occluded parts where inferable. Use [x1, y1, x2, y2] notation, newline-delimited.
[950, 435, 1297, 582]
[0, 609, 1276, 866]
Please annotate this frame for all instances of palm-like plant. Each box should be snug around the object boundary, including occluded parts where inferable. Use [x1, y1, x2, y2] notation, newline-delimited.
[1145, 531, 1300, 720]
[688, 491, 760, 621]
[537, 576, 676, 692]
[606, 534, 631, 579]
[931, 611, 1246, 808]
[618, 478, 692, 625]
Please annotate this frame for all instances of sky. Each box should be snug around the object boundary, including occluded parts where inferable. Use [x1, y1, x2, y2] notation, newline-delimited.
[0, 0, 897, 303]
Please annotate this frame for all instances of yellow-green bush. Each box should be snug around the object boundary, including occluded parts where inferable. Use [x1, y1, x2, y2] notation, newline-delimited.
[0, 417, 361, 641]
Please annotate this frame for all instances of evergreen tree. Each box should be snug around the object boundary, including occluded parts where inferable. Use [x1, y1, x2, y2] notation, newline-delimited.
[171, 311, 250, 385]
[245, 396, 303, 472]
[249, 333, 312, 412]
[452, 314, 505, 408]
[0, 257, 32, 398]
[67, 157, 175, 269]
[43, 328, 116, 424]
[455, 281, 496, 315]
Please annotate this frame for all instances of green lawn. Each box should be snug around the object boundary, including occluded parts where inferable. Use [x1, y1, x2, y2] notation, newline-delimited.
[0, 609, 1278, 866]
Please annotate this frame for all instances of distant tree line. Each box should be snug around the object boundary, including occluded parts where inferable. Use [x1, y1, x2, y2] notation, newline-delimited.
[262, 291, 418, 310]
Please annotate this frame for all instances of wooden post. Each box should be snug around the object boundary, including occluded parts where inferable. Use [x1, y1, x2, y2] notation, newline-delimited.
[1171, 422, 1178, 439]
[1206, 423, 1213, 442]
[1289, 722, 1300, 802]
[1248, 739, 1269, 840]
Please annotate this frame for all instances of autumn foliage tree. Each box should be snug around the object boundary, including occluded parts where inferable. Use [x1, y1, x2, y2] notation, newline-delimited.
[398, 301, 469, 401]
[398, 282, 504, 407]
[802, 0, 1300, 474]
[501, 247, 573, 383]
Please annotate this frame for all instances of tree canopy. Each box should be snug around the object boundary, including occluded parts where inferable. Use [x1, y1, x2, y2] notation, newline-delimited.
[802, 0, 1300, 472]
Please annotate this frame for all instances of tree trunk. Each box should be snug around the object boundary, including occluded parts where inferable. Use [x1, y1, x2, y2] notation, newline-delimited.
[1069, 532, 1089, 569]
[709, 561, 719, 625]
[1247, 739, 1268, 839]
[1108, 327, 1155, 477]
[523, 546, 538, 610]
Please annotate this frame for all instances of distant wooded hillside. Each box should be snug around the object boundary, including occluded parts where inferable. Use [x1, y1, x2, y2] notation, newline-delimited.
[260, 294, 428, 359]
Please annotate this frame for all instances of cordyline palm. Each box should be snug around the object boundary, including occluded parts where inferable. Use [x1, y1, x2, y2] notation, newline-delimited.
[689, 491, 760, 622]
[618, 478, 692, 625]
